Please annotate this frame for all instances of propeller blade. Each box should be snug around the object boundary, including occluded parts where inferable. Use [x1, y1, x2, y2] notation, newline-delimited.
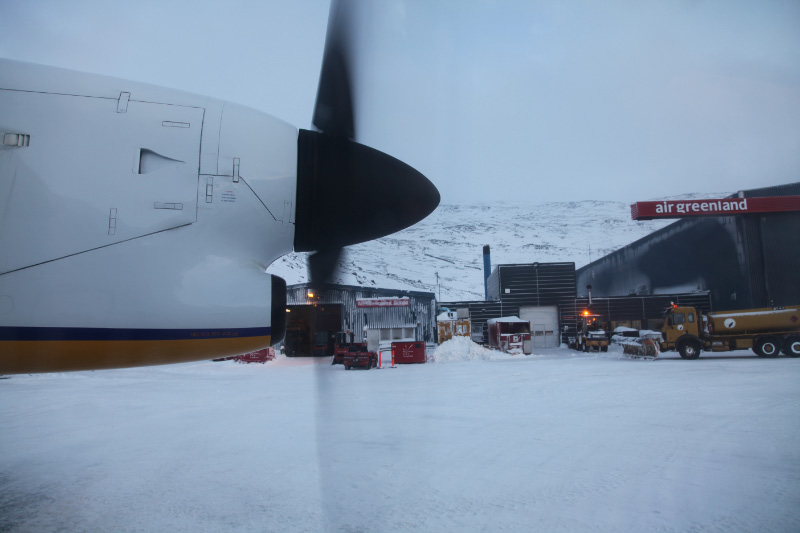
[308, 247, 344, 285]
[299, 0, 440, 271]
[313, 0, 356, 138]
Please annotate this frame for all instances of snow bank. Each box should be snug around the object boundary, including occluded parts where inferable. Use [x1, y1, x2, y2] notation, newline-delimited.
[430, 336, 505, 363]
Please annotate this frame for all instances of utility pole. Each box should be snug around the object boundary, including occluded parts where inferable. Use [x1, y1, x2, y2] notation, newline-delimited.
[435, 271, 440, 302]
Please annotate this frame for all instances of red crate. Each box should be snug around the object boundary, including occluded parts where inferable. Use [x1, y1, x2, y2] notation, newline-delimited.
[391, 341, 426, 364]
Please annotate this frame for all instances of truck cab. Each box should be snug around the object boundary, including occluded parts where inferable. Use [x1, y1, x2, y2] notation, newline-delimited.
[662, 306, 699, 340]
[575, 313, 610, 352]
[661, 305, 704, 358]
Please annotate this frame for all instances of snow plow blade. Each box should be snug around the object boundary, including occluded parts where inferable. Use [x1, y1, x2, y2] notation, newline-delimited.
[622, 338, 660, 360]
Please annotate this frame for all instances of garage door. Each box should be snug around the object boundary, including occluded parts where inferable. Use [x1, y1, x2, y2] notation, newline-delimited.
[519, 306, 559, 348]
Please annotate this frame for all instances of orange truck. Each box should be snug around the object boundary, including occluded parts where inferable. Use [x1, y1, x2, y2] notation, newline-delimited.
[661, 304, 800, 359]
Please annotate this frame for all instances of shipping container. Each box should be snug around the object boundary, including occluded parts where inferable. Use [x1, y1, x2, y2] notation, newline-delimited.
[392, 341, 426, 364]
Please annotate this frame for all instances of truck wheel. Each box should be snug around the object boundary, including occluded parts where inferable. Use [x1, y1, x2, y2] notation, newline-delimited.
[756, 337, 780, 358]
[678, 340, 701, 359]
[601, 345, 608, 352]
[782, 336, 800, 357]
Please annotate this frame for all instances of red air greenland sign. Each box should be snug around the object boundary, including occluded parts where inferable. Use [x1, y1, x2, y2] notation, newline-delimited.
[631, 196, 800, 220]
[355, 297, 410, 308]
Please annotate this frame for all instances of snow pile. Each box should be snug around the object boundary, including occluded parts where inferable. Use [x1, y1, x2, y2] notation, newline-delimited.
[430, 336, 504, 363]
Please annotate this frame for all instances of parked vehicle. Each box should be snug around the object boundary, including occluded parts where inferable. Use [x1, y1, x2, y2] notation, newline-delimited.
[661, 304, 800, 359]
[487, 317, 532, 355]
[574, 312, 609, 352]
[331, 331, 357, 365]
[313, 330, 336, 357]
[343, 344, 378, 370]
[611, 326, 639, 342]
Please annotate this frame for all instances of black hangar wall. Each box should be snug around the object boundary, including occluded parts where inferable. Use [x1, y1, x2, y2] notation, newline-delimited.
[577, 182, 800, 311]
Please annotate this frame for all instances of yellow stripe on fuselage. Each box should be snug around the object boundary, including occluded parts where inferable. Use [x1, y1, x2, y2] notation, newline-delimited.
[0, 336, 271, 374]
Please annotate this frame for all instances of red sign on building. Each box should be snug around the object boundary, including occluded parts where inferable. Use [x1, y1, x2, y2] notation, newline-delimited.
[355, 297, 411, 308]
[631, 196, 800, 220]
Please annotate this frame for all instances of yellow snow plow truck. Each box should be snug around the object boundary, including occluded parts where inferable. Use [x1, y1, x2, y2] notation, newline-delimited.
[574, 312, 610, 352]
[661, 304, 800, 359]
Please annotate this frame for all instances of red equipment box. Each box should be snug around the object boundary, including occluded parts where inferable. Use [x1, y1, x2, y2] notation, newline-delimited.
[391, 341, 426, 364]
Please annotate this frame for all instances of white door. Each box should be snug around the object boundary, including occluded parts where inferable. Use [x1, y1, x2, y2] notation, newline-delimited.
[520, 306, 559, 348]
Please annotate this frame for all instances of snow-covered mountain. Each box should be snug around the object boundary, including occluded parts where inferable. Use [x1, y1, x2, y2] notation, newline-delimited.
[268, 195, 730, 301]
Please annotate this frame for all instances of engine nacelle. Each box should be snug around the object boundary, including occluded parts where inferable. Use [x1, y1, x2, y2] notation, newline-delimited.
[0, 59, 294, 373]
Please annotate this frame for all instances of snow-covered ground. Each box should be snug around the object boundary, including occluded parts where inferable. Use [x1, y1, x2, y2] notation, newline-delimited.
[2, 344, 798, 532]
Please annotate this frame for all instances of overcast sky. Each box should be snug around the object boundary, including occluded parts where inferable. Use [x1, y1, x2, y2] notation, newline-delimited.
[2, 0, 799, 204]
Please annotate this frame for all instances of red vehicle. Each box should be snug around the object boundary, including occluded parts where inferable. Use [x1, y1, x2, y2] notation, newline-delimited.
[392, 341, 426, 364]
[343, 344, 377, 370]
[332, 331, 357, 365]
[313, 330, 337, 357]
[487, 316, 532, 355]
[212, 347, 275, 363]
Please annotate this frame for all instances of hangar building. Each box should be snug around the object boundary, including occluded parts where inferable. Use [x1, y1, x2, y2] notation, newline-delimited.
[576, 183, 800, 311]
[284, 283, 436, 356]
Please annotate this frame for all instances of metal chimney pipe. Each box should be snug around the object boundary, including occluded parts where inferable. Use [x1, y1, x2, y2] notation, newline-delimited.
[483, 245, 491, 300]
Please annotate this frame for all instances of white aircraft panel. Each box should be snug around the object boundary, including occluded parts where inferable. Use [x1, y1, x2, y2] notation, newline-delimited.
[0, 89, 202, 273]
[216, 103, 297, 225]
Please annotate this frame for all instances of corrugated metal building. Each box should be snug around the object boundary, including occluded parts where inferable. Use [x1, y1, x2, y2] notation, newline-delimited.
[443, 262, 713, 347]
[284, 283, 436, 355]
[488, 263, 577, 347]
[576, 182, 800, 310]
[444, 262, 577, 347]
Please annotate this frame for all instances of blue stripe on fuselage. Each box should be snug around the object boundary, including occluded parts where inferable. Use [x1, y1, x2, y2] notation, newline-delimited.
[0, 326, 271, 342]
